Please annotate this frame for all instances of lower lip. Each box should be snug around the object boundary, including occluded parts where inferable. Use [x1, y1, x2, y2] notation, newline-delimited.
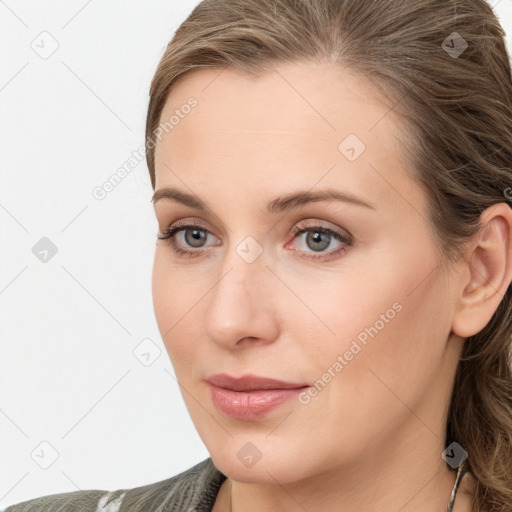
[208, 384, 307, 420]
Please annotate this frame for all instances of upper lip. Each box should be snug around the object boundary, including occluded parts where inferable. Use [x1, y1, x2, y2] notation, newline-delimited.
[206, 373, 310, 391]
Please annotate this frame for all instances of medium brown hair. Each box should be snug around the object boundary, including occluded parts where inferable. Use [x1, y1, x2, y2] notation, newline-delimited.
[145, 1, 512, 510]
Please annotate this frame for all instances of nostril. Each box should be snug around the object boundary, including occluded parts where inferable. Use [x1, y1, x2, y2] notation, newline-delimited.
[237, 336, 258, 344]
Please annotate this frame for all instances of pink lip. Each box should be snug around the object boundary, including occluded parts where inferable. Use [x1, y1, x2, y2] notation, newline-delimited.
[205, 373, 310, 420]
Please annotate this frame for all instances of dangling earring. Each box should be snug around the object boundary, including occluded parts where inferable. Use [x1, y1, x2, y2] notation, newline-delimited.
[229, 479, 233, 512]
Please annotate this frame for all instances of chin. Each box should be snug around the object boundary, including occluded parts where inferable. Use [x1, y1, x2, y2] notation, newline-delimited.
[206, 437, 314, 484]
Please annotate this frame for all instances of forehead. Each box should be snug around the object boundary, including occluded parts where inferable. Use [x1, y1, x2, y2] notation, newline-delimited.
[153, 61, 417, 213]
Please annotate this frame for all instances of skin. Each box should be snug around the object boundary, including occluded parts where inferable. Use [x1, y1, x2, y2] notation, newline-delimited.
[151, 60, 512, 512]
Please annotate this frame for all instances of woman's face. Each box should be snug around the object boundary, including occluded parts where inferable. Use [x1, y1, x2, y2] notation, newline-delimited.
[151, 61, 464, 483]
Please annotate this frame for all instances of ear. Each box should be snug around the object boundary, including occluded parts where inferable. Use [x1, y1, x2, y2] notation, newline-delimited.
[451, 202, 512, 339]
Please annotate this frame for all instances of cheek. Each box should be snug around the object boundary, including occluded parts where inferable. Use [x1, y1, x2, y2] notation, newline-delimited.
[308, 262, 451, 437]
[295, 234, 449, 395]
[152, 251, 174, 334]
[151, 249, 214, 366]
[151, 251, 190, 353]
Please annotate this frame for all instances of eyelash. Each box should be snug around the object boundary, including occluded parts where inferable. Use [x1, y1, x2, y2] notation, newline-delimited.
[157, 221, 352, 261]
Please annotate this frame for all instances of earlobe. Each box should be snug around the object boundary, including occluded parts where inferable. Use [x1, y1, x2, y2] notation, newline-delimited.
[451, 203, 512, 339]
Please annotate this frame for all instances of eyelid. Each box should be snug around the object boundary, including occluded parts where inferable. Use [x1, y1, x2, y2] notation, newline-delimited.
[291, 219, 352, 242]
[159, 218, 218, 238]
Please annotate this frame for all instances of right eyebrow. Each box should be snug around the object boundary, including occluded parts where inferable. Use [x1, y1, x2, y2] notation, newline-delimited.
[152, 187, 211, 212]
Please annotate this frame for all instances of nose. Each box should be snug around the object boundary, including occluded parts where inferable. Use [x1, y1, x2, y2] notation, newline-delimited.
[204, 244, 280, 350]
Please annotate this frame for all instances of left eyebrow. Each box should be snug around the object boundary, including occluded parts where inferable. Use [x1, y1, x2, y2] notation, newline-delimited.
[151, 187, 376, 213]
[266, 189, 376, 213]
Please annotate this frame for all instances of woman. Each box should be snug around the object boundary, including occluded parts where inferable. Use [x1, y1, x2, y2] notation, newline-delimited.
[4, 0, 512, 511]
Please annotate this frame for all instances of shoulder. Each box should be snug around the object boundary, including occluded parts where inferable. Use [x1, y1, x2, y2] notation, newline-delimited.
[1, 457, 227, 512]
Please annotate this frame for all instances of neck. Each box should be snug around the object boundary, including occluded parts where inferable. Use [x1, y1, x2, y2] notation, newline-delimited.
[222, 423, 462, 512]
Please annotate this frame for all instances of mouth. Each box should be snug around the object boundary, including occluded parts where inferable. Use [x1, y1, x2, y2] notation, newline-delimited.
[205, 373, 310, 420]
[205, 373, 310, 391]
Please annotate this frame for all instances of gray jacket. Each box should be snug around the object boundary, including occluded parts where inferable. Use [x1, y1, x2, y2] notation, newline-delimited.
[1, 458, 227, 512]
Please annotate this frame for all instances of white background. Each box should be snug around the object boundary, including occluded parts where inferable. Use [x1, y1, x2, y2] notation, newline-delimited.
[1, 0, 511, 508]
